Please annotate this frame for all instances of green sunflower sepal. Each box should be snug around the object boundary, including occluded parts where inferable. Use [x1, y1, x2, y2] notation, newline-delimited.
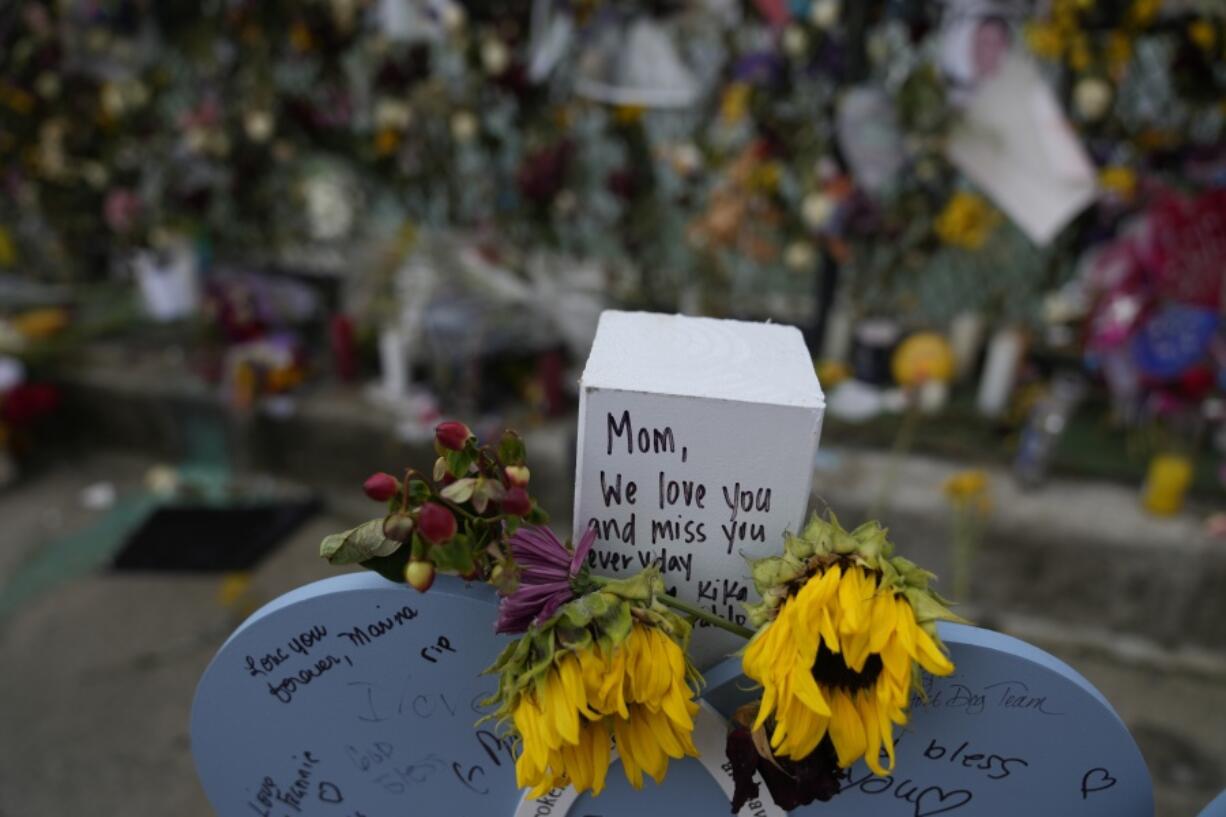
[744, 511, 967, 635]
[481, 566, 699, 727]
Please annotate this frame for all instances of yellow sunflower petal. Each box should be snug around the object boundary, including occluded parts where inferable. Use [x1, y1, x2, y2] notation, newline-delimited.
[828, 690, 867, 768]
[914, 624, 955, 676]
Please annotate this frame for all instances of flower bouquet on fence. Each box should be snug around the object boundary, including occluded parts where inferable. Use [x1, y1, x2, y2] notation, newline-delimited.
[319, 421, 963, 813]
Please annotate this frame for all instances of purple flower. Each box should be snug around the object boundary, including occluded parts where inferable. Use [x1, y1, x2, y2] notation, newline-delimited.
[496, 525, 595, 634]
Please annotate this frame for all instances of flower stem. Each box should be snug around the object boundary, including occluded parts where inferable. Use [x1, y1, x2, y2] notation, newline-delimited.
[656, 593, 756, 640]
[871, 395, 921, 519]
[585, 574, 755, 639]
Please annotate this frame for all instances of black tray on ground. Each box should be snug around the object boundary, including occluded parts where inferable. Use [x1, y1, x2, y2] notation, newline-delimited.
[112, 500, 320, 572]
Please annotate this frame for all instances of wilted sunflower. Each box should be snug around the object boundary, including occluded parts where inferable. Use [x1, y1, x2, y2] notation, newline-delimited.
[486, 568, 701, 797]
[730, 513, 961, 810]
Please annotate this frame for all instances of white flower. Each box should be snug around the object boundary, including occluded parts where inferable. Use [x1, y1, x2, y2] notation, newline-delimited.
[101, 83, 125, 117]
[81, 161, 109, 189]
[802, 192, 835, 230]
[450, 110, 478, 142]
[1074, 77, 1112, 121]
[785, 240, 818, 271]
[124, 80, 149, 109]
[553, 189, 577, 216]
[35, 72, 59, 99]
[374, 98, 412, 130]
[439, 2, 465, 33]
[783, 25, 809, 57]
[184, 127, 209, 154]
[810, 0, 840, 29]
[671, 142, 702, 177]
[304, 175, 355, 241]
[481, 38, 510, 75]
[244, 110, 274, 142]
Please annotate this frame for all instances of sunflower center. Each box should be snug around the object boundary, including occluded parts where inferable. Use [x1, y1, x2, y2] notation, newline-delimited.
[811, 644, 883, 692]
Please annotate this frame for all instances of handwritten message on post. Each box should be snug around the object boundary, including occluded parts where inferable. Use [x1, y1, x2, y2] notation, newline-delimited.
[575, 393, 821, 666]
[192, 576, 521, 817]
[698, 623, 1153, 816]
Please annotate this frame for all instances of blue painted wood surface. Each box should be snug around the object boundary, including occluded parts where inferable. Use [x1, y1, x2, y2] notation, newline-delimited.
[193, 575, 1154, 816]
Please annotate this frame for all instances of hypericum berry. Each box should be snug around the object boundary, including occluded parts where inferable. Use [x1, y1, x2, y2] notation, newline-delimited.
[501, 486, 531, 517]
[383, 512, 415, 543]
[418, 502, 458, 544]
[435, 421, 473, 451]
[405, 559, 436, 592]
[363, 472, 399, 502]
[504, 465, 530, 487]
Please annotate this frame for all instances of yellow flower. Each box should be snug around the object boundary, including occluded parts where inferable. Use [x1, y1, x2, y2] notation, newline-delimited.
[0, 226, 14, 267]
[943, 469, 991, 513]
[0, 83, 34, 115]
[1127, 0, 1162, 29]
[720, 82, 751, 124]
[12, 307, 68, 340]
[742, 561, 953, 775]
[289, 20, 314, 53]
[1025, 22, 1066, 59]
[1106, 32, 1134, 79]
[613, 104, 645, 125]
[488, 573, 700, 799]
[373, 127, 400, 156]
[817, 360, 850, 388]
[892, 332, 955, 387]
[1099, 165, 1137, 199]
[512, 622, 698, 796]
[751, 161, 782, 193]
[1189, 19, 1216, 51]
[1068, 34, 1092, 71]
[935, 192, 1000, 250]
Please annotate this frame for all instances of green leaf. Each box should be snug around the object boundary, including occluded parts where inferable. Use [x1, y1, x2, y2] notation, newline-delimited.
[498, 430, 526, 465]
[526, 502, 549, 525]
[407, 477, 431, 504]
[444, 448, 477, 478]
[359, 545, 413, 584]
[320, 519, 401, 565]
[431, 532, 477, 575]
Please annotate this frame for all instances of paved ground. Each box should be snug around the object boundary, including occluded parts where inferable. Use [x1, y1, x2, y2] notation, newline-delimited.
[0, 451, 1222, 816]
[0, 453, 361, 817]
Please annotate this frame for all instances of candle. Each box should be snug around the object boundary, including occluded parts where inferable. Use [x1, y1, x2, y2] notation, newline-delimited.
[378, 327, 408, 399]
[977, 327, 1024, 418]
[821, 302, 854, 364]
[1142, 453, 1193, 516]
[949, 311, 986, 380]
[850, 318, 900, 386]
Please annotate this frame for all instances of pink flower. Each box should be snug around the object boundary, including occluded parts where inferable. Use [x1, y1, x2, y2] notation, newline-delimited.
[104, 189, 141, 233]
[496, 526, 595, 634]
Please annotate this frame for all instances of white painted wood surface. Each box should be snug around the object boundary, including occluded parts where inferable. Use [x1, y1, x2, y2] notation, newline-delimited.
[573, 311, 825, 667]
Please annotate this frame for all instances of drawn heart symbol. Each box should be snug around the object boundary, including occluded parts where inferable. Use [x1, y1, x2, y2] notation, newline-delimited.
[1081, 767, 1117, 799]
[914, 785, 973, 817]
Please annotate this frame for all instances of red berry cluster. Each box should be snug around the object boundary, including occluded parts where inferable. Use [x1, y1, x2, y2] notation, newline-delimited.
[348, 420, 543, 593]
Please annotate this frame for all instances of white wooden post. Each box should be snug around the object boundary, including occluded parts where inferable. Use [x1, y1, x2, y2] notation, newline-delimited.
[573, 311, 825, 667]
